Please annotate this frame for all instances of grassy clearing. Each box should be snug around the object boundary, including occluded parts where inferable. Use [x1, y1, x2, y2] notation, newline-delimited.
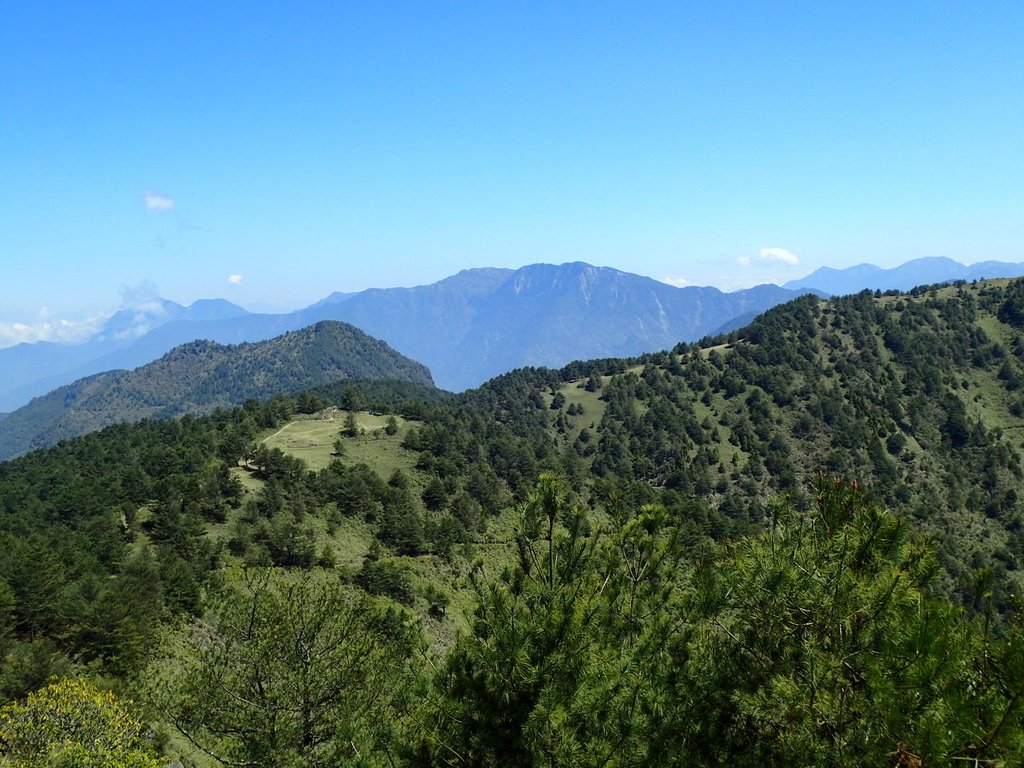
[558, 381, 608, 429]
[229, 464, 264, 493]
[977, 315, 1013, 348]
[693, 392, 744, 468]
[204, 411, 527, 654]
[262, 412, 420, 476]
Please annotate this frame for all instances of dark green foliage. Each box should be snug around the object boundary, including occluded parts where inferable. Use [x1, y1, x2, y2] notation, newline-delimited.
[152, 570, 418, 767]
[0, 406, 268, 690]
[412, 475, 1024, 767]
[410, 474, 609, 766]
[356, 557, 415, 605]
[378, 484, 426, 556]
[343, 410, 360, 437]
[421, 477, 448, 511]
[998, 279, 1024, 327]
[5, 280, 1024, 764]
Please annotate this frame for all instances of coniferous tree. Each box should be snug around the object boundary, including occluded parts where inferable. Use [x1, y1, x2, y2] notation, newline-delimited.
[151, 569, 417, 768]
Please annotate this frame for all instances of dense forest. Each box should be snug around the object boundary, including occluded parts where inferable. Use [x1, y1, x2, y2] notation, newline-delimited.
[3, 280, 1024, 766]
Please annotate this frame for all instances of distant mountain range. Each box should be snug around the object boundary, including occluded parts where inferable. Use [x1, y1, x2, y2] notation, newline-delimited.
[2, 257, 1023, 412]
[0, 321, 433, 460]
[297, 263, 816, 392]
[0, 263, 813, 407]
[783, 256, 1024, 295]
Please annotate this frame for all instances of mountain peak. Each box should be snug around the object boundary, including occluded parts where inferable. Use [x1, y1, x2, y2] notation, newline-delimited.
[184, 298, 250, 320]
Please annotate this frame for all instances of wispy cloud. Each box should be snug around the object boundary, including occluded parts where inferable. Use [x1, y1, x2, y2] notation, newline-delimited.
[228, 274, 244, 285]
[0, 282, 177, 350]
[144, 191, 175, 211]
[119, 280, 161, 307]
[658, 276, 691, 288]
[760, 247, 800, 265]
[738, 247, 800, 267]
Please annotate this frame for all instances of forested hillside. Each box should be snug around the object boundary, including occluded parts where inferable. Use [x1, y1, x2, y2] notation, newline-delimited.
[0, 320, 435, 460]
[408, 279, 1024, 608]
[3, 280, 1024, 766]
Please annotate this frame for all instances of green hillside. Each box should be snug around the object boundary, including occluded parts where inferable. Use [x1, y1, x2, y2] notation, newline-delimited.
[0, 320, 435, 460]
[3, 280, 1024, 765]
[400, 279, 1024, 607]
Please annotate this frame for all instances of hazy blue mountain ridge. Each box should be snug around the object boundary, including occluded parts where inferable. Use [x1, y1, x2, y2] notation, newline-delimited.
[0, 263, 811, 404]
[784, 256, 1024, 295]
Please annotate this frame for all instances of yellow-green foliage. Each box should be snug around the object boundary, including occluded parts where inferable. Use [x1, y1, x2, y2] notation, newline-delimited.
[262, 412, 417, 474]
[0, 678, 160, 767]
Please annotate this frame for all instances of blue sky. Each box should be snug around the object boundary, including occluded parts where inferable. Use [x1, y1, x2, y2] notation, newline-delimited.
[2, 2, 1022, 345]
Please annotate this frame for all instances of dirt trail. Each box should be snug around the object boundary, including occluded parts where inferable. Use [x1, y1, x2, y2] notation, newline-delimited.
[262, 422, 295, 444]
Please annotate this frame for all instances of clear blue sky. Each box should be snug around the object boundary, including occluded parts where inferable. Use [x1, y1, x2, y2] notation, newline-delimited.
[2, 1, 1022, 344]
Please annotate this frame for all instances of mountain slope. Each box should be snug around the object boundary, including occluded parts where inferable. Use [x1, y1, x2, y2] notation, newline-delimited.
[8, 259, 1024, 410]
[122, 262, 812, 393]
[405, 263, 812, 390]
[400, 279, 1024, 609]
[0, 321, 433, 460]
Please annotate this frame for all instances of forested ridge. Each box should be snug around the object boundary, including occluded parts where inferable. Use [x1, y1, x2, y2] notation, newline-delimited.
[3, 280, 1024, 766]
[0, 320, 435, 461]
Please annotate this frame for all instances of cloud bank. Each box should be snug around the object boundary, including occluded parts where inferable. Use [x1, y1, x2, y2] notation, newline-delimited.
[0, 281, 178, 349]
[0, 313, 108, 348]
[119, 280, 161, 308]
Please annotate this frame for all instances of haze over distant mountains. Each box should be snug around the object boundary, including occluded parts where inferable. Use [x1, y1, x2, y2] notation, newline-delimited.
[0, 298, 252, 413]
[783, 256, 1024, 295]
[2, 256, 1022, 412]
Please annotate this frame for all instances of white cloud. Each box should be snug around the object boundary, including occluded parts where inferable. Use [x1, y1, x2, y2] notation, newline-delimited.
[228, 274, 244, 285]
[658, 276, 691, 288]
[760, 247, 800, 265]
[736, 248, 800, 267]
[0, 313, 109, 348]
[144, 191, 175, 211]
